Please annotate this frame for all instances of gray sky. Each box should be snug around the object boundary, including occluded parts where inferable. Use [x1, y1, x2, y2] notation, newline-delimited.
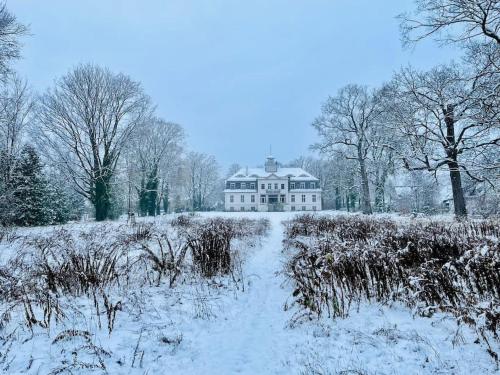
[9, 0, 458, 171]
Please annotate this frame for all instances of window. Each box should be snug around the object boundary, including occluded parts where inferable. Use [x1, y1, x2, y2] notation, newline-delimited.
[311, 182, 315, 189]
[280, 195, 285, 203]
[300, 182, 305, 189]
[281, 183, 285, 190]
[230, 183, 235, 189]
[241, 207, 245, 211]
[267, 183, 272, 190]
[251, 206, 256, 211]
[230, 207, 235, 211]
[312, 195, 316, 203]
[241, 182, 246, 189]
[261, 183, 265, 190]
[241, 195, 245, 203]
[313, 206, 317, 211]
[290, 182, 295, 189]
[302, 206, 306, 211]
[274, 183, 278, 190]
[251, 195, 255, 203]
[301, 194, 306, 203]
[291, 206, 295, 211]
[230, 195, 234, 203]
[291, 195, 295, 203]
[260, 195, 266, 203]
[250, 183, 255, 189]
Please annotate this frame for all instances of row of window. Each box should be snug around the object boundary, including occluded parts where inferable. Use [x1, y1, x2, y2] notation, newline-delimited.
[229, 206, 257, 211]
[229, 182, 256, 190]
[229, 194, 317, 204]
[290, 194, 317, 203]
[290, 182, 315, 189]
[291, 206, 317, 211]
[228, 182, 317, 190]
[228, 206, 317, 211]
[230, 195, 256, 203]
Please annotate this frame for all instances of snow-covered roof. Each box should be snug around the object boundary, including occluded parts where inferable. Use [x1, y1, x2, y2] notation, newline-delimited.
[227, 167, 319, 182]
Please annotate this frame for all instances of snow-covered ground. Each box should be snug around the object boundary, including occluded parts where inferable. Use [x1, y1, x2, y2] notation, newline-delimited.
[1, 211, 498, 374]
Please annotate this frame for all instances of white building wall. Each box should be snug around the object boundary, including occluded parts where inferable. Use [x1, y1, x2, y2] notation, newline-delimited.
[224, 189, 322, 212]
[224, 192, 259, 212]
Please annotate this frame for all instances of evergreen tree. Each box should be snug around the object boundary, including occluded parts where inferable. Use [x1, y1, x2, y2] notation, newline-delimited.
[10, 145, 51, 226]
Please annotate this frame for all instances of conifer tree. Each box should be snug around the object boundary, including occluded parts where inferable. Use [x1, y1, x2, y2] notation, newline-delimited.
[10, 145, 51, 226]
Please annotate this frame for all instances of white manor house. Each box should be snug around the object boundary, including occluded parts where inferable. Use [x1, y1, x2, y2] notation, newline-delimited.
[224, 156, 322, 212]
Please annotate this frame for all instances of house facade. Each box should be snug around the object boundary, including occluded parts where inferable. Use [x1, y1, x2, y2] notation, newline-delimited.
[224, 156, 322, 212]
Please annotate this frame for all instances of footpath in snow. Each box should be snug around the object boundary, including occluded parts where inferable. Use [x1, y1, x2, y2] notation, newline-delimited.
[176, 213, 295, 374]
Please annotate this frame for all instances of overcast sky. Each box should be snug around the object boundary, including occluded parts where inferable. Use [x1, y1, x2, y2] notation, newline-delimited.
[9, 0, 459, 171]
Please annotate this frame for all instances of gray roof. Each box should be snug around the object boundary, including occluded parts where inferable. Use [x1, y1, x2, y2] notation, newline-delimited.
[227, 167, 319, 182]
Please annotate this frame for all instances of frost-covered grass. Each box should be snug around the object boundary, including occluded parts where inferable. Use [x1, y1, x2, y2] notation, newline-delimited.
[0, 211, 498, 374]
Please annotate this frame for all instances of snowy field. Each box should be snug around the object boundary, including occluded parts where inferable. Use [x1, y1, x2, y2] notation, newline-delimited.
[0, 211, 498, 374]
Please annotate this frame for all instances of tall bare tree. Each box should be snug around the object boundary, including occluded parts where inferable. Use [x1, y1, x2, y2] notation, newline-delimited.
[37, 64, 151, 221]
[184, 152, 219, 211]
[0, 74, 33, 184]
[0, 2, 28, 81]
[127, 117, 184, 216]
[312, 85, 383, 214]
[384, 64, 499, 218]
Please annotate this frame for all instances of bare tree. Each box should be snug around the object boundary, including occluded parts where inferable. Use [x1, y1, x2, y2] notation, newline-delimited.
[127, 117, 184, 216]
[184, 152, 220, 211]
[312, 85, 383, 214]
[37, 64, 151, 221]
[400, 0, 500, 45]
[383, 64, 499, 218]
[0, 74, 33, 184]
[0, 2, 28, 80]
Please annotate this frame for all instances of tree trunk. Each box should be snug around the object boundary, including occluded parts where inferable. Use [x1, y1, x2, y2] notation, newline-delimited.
[448, 160, 467, 218]
[375, 183, 385, 212]
[358, 154, 372, 214]
[94, 177, 111, 221]
[335, 187, 341, 210]
[444, 104, 467, 219]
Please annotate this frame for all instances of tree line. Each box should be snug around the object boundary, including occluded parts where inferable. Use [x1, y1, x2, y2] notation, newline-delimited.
[0, 3, 222, 226]
[311, 0, 499, 219]
[1, 1, 498, 225]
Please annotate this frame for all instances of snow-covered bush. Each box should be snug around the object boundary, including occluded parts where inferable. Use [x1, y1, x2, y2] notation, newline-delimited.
[284, 214, 500, 361]
[173, 216, 270, 277]
[0, 215, 270, 372]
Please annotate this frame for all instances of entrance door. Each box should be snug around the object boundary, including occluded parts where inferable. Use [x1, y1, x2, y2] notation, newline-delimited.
[268, 195, 278, 204]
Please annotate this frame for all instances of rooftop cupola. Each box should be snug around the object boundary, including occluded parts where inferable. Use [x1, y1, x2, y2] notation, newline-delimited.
[264, 155, 278, 173]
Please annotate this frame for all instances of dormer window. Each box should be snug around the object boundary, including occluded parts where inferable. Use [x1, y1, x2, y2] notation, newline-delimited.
[230, 183, 235, 189]
[300, 182, 305, 189]
[311, 182, 315, 189]
[241, 182, 246, 189]
[250, 183, 255, 189]
[290, 182, 295, 189]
